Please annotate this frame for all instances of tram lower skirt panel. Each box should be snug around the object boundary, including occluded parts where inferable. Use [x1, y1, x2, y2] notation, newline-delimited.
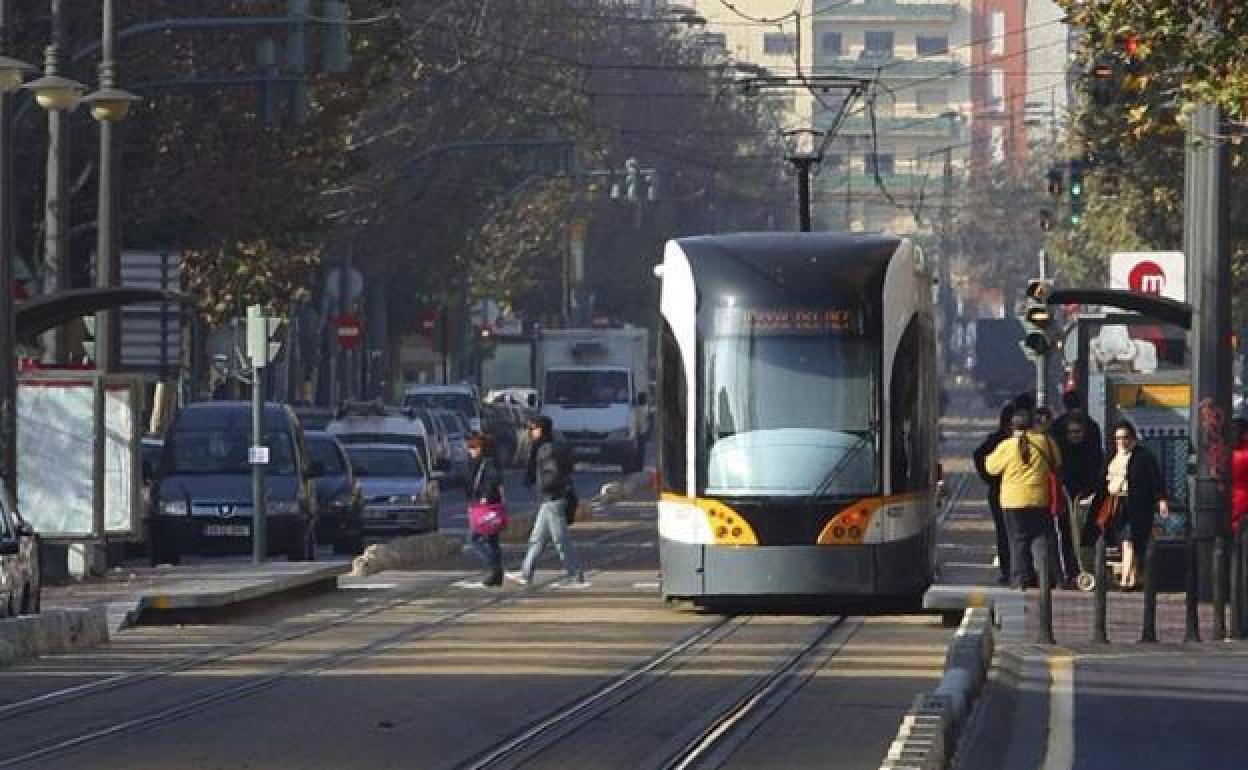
[659, 535, 931, 599]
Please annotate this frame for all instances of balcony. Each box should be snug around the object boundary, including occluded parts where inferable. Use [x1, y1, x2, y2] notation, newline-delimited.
[813, 0, 958, 22]
[815, 172, 934, 195]
[814, 55, 961, 78]
[826, 114, 962, 138]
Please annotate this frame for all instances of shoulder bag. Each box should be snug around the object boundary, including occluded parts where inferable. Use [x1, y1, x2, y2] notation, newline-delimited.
[467, 463, 508, 536]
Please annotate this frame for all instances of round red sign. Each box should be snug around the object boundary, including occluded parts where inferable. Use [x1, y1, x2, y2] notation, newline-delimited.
[333, 313, 362, 350]
[1128, 260, 1166, 295]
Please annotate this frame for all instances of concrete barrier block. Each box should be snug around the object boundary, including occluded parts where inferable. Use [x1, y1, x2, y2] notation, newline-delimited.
[0, 606, 110, 670]
[350, 533, 461, 576]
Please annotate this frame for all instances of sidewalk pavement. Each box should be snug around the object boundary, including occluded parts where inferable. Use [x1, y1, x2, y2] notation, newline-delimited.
[41, 558, 351, 633]
[932, 469, 1248, 770]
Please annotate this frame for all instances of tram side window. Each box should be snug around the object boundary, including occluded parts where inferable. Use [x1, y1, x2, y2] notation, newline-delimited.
[659, 321, 687, 493]
[890, 320, 920, 493]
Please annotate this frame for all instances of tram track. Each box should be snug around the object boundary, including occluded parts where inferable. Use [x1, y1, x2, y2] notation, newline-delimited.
[455, 614, 856, 770]
[0, 522, 654, 769]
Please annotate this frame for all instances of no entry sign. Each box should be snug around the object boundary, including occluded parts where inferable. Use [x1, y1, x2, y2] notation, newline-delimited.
[333, 313, 362, 350]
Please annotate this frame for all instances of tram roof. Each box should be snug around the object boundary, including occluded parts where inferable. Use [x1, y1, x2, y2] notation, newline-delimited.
[671, 232, 905, 286]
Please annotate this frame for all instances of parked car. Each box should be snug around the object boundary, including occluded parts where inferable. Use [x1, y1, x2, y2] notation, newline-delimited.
[403, 384, 483, 432]
[305, 431, 364, 555]
[344, 443, 440, 535]
[0, 488, 40, 617]
[150, 402, 318, 565]
[431, 409, 470, 485]
[326, 404, 437, 486]
[406, 407, 452, 477]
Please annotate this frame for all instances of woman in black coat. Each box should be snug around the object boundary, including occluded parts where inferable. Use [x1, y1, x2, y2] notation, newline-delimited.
[1098, 420, 1170, 590]
[466, 433, 505, 586]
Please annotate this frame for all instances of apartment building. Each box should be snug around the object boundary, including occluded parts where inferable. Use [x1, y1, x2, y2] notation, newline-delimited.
[811, 0, 973, 235]
[689, 0, 816, 137]
[970, 0, 1067, 168]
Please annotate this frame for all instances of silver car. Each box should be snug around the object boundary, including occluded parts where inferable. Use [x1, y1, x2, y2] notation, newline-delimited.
[0, 489, 40, 617]
[344, 443, 440, 535]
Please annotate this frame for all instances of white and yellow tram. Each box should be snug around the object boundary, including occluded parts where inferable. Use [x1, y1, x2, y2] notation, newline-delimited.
[655, 233, 940, 601]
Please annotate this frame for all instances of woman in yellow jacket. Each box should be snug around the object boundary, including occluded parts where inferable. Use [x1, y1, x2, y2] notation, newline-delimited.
[985, 410, 1062, 589]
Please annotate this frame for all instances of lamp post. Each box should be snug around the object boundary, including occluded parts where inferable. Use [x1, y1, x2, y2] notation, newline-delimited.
[23, 0, 86, 363]
[0, 1, 33, 502]
[82, 0, 140, 374]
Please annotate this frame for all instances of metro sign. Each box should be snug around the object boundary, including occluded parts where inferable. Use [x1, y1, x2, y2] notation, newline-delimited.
[1110, 251, 1185, 303]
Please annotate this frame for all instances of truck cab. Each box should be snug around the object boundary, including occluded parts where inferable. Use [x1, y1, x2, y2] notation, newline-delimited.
[538, 329, 649, 472]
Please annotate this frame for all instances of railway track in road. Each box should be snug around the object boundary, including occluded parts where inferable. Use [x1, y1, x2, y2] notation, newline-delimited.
[455, 615, 855, 770]
[0, 522, 656, 769]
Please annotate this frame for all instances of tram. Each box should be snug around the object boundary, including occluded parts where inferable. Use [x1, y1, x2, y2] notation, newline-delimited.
[655, 233, 940, 601]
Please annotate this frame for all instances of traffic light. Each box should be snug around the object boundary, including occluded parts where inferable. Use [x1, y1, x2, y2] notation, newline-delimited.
[1068, 159, 1085, 226]
[1021, 279, 1052, 358]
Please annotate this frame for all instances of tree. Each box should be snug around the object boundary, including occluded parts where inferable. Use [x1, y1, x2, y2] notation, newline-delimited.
[1051, 0, 1247, 312]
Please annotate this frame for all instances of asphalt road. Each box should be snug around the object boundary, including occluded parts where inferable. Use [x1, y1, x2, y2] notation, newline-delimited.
[2, 451, 956, 769]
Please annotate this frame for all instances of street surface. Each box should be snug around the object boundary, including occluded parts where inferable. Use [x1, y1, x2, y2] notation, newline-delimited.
[1, 462, 956, 769]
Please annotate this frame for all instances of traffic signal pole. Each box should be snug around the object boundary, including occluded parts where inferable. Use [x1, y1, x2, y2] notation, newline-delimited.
[1185, 99, 1233, 639]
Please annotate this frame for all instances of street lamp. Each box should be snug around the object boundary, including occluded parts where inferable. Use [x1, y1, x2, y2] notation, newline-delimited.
[0, 55, 32, 93]
[22, 73, 85, 111]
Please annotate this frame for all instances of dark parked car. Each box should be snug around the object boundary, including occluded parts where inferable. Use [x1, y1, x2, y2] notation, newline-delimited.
[305, 431, 364, 555]
[345, 443, 440, 535]
[149, 402, 318, 564]
[0, 488, 39, 617]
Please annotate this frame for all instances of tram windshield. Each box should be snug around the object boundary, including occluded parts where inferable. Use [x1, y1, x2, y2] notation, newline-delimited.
[701, 309, 877, 497]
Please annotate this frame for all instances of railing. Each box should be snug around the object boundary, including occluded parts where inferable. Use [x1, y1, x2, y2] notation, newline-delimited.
[1033, 516, 1248, 645]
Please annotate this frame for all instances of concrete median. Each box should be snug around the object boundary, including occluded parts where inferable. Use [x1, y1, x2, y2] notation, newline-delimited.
[0, 606, 110, 669]
[350, 533, 463, 577]
[879, 607, 995, 770]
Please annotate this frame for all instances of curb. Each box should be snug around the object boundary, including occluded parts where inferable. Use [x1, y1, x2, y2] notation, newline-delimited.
[350, 533, 463, 577]
[879, 607, 995, 770]
[0, 606, 110, 669]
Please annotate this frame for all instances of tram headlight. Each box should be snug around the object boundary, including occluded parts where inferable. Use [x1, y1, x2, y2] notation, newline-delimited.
[658, 499, 716, 544]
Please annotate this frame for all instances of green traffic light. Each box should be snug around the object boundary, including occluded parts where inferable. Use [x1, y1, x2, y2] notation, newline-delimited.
[1070, 182, 1083, 196]
[1070, 213, 1083, 225]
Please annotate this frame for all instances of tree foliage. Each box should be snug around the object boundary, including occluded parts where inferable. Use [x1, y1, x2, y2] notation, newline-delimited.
[1052, 0, 1247, 303]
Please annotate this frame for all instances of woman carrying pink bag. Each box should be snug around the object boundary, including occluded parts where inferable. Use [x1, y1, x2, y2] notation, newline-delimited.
[465, 433, 505, 586]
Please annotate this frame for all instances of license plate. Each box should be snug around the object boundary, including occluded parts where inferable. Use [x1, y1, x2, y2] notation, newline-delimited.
[204, 524, 250, 537]
[573, 445, 601, 455]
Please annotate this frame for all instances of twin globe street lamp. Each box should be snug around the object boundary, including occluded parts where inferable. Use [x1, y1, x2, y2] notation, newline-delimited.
[0, 0, 138, 503]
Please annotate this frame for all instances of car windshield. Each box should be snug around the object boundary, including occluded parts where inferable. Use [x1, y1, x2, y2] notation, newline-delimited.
[545, 370, 629, 406]
[167, 429, 297, 475]
[404, 392, 477, 417]
[346, 448, 425, 478]
[306, 439, 346, 475]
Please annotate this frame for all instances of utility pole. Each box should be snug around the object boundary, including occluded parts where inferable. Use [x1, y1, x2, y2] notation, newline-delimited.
[939, 147, 954, 372]
[1185, 97, 1232, 640]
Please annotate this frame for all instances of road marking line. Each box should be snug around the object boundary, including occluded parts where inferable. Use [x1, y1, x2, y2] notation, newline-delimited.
[633, 581, 660, 589]
[1043, 654, 1075, 770]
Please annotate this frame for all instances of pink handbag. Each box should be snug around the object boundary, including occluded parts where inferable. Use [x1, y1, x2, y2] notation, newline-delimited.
[469, 502, 508, 536]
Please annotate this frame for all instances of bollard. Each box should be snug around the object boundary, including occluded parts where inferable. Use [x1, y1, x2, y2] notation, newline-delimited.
[1094, 533, 1109, 644]
[1184, 528, 1201, 644]
[1140, 537, 1158, 643]
[1035, 531, 1056, 645]
[1214, 534, 1228, 640]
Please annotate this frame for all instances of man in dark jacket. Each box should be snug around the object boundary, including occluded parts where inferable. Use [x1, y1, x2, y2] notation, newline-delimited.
[973, 402, 1015, 584]
[510, 416, 586, 587]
